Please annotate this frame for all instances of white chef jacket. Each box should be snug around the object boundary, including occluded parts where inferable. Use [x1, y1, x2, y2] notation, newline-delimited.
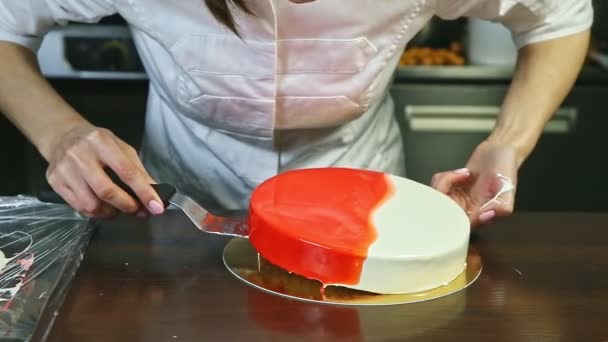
[0, 0, 593, 209]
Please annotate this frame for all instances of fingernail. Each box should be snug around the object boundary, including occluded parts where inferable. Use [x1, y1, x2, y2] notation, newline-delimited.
[479, 210, 496, 223]
[148, 200, 164, 215]
[454, 168, 470, 174]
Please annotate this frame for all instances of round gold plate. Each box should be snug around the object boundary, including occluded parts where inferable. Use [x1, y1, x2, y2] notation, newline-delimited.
[223, 237, 482, 306]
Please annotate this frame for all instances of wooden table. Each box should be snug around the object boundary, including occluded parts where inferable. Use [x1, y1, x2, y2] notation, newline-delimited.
[41, 210, 608, 341]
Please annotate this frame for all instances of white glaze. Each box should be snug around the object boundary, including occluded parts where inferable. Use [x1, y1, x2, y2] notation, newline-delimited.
[335, 174, 470, 294]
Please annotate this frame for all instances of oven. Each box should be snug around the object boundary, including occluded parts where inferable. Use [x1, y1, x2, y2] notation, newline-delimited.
[390, 71, 608, 212]
[37, 15, 146, 79]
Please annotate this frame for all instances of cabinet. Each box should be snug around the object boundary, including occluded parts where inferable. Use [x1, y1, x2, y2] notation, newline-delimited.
[390, 69, 608, 211]
[0, 116, 27, 195]
[22, 79, 149, 193]
[5, 65, 608, 212]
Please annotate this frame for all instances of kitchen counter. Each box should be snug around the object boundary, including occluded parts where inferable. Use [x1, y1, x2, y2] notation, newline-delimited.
[394, 65, 608, 84]
[41, 65, 608, 84]
[38, 210, 608, 341]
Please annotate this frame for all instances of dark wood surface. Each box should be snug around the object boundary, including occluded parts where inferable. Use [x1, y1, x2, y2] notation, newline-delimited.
[42, 210, 608, 342]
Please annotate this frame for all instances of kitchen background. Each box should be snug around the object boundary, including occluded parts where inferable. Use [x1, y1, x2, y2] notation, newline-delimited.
[1, 6, 608, 212]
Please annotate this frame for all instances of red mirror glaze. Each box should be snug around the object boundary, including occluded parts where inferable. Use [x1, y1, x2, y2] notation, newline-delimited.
[249, 168, 394, 286]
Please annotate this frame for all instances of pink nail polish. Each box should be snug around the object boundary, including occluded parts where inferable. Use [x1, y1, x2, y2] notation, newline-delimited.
[454, 168, 469, 174]
[148, 200, 164, 215]
[479, 210, 496, 223]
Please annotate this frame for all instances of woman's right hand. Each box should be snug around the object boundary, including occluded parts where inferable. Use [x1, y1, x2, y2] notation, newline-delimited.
[44, 122, 164, 218]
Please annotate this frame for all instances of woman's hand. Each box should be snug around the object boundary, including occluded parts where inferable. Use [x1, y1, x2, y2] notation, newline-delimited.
[45, 122, 164, 218]
[0, 42, 164, 219]
[430, 29, 590, 229]
[431, 140, 519, 229]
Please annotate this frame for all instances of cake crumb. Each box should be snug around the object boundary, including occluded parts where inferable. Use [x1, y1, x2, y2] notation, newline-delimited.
[511, 267, 523, 276]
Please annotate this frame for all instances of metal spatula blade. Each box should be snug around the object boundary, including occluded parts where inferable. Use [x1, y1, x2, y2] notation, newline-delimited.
[167, 193, 249, 237]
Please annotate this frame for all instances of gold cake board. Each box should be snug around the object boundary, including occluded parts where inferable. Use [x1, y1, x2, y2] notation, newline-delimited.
[223, 237, 482, 306]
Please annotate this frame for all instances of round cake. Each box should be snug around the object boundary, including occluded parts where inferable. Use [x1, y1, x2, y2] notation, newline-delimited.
[248, 167, 470, 294]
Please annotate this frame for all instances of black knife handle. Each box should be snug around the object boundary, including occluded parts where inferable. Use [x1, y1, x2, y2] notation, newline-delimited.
[36, 189, 66, 204]
[36, 168, 176, 210]
[150, 184, 176, 208]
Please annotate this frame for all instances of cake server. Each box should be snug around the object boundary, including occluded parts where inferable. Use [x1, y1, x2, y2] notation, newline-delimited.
[36, 172, 250, 238]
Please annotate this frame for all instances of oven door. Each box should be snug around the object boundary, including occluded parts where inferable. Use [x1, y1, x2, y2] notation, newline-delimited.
[391, 82, 608, 211]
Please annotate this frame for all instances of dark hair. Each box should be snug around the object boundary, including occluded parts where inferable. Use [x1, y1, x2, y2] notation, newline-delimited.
[205, 0, 252, 36]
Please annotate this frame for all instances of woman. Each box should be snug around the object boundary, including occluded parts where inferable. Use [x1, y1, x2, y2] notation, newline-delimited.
[0, 0, 593, 228]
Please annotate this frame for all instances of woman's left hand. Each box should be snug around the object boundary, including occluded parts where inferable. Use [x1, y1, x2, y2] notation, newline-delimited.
[430, 140, 520, 229]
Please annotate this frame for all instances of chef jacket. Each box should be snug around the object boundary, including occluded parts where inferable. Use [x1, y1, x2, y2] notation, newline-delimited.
[0, 0, 593, 209]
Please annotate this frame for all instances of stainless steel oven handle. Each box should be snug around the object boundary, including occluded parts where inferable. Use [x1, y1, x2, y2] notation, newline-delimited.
[403, 105, 577, 133]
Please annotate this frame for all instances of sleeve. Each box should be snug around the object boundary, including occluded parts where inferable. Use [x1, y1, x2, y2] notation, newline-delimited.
[435, 0, 594, 49]
[0, 0, 117, 52]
